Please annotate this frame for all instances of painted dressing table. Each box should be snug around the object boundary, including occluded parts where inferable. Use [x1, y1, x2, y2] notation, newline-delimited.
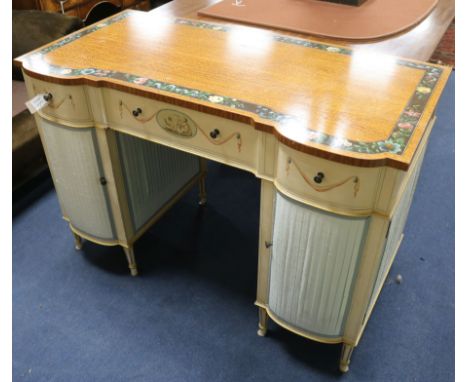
[15, 10, 451, 372]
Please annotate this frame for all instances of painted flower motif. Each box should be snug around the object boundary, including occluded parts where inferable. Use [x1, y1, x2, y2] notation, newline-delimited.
[308, 131, 321, 141]
[424, 75, 438, 82]
[403, 110, 421, 118]
[377, 141, 402, 154]
[416, 86, 432, 94]
[132, 77, 148, 85]
[97, 23, 107, 28]
[326, 47, 341, 53]
[60, 68, 73, 75]
[208, 95, 224, 103]
[94, 69, 112, 77]
[397, 122, 414, 130]
[330, 137, 352, 148]
[80, 68, 96, 75]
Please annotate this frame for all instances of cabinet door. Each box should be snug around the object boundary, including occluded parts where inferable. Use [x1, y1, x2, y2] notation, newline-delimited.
[38, 118, 115, 240]
[268, 193, 368, 338]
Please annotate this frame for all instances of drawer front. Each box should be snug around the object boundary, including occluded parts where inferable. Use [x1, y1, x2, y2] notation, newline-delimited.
[103, 89, 259, 171]
[27, 77, 92, 124]
[275, 144, 382, 213]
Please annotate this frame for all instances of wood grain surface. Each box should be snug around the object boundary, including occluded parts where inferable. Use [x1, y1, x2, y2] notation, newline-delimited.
[36, 0, 151, 20]
[15, 9, 451, 170]
[154, 0, 454, 61]
[198, 0, 438, 41]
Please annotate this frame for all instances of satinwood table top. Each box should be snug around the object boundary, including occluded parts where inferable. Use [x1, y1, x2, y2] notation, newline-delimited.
[15, 10, 452, 170]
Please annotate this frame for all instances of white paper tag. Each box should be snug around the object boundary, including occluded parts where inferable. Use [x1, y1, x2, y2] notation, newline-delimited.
[25, 94, 48, 114]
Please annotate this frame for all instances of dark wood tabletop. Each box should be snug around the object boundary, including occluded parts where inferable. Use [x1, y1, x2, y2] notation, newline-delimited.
[150, 0, 454, 62]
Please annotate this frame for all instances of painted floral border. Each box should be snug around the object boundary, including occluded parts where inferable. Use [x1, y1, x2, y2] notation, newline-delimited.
[24, 11, 443, 156]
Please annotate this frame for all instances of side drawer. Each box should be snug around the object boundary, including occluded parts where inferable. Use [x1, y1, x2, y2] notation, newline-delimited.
[26, 76, 93, 124]
[275, 144, 383, 213]
[103, 88, 259, 171]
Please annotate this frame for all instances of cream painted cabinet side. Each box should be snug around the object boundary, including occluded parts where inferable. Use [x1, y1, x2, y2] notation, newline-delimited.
[363, 131, 429, 327]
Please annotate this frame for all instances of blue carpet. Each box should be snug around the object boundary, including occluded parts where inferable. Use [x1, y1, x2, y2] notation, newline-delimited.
[13, 72, 454, 382]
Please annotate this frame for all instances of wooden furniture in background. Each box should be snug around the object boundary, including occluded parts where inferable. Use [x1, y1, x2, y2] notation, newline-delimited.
[199, 0, 439, 40]
[152, 0, 454, 62]
[12, 8, 83, 190]
[15, 10, 450, 372]
[12, 0, 41, 10]
[34, 0, 151, 20]
[324, 0, 368, 5]
[430, 18, 455, 66]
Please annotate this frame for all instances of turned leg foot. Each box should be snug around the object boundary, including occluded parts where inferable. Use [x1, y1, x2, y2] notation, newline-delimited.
[198, 159, 207, 206]
[339, 343, 354, 373]
[123, 246, 138, 276]
[72, 232, 83, 251]
[257, 307, 268, 337]
[198, 174, 207, 206]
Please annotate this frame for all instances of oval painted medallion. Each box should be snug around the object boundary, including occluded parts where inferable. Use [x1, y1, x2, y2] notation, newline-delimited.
[157, 109, 198, 138]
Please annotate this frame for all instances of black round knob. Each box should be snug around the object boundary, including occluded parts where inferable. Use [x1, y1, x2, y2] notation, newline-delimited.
[210, 129, 220, 139]
[132, 108, 142, 117]
[99, 177, 107, 186]
[313, 172, 325, 184]
[43, 93, 53, 102]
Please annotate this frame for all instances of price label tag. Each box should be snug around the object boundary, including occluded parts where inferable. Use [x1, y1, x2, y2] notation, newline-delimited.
[25, 94, 48, 114]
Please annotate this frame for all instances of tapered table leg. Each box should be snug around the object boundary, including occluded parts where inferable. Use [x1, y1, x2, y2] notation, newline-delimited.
[257, 306, 269, 337]
[339, 343, 354, 373]
[72, 232, 83, 251]
[198, 174, 207, 206]
[198, 158, 207, 206]
[123, 246, 138, 276]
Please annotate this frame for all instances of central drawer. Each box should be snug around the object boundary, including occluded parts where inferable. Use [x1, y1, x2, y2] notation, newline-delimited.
[103, 88, 260, 171]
